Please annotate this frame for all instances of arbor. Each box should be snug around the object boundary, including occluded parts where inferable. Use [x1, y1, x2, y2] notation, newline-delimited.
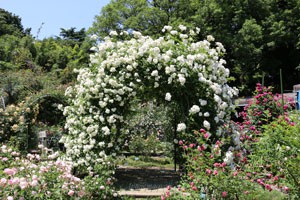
[61, 25, 238, 169]
[90, 0, 300, 95]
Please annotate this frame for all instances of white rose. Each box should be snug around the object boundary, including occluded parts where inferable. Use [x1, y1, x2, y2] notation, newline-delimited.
[189, 105, 200, 115]
[203, 120, 210, 130]
[165, 93, 172, 101]
[177, 123, 186, 132]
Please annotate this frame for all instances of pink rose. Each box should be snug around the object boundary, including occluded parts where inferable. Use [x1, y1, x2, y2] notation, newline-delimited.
[68, 190, 75, 196]
[4, 168, 17, 176]
[206, 169, 212, 175]
[31, 180, 38, 187]
[19, 181, 28, 189]
[0, 178, 7, 185]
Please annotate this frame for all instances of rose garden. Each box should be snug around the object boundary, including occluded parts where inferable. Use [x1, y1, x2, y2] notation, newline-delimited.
[0, 25, 299, 199]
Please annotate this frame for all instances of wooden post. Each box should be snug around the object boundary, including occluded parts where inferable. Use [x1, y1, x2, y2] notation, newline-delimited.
[280, 69, 284, 114]
[173, 122, 177, 172]
[262, 71, 265, 88]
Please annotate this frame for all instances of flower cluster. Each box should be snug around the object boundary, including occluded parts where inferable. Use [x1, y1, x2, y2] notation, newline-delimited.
[0, 144, 118, 199]
[61, 25, 238, 168]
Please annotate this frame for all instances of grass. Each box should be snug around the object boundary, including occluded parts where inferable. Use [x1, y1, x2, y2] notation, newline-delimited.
[117, 155, 174, 169]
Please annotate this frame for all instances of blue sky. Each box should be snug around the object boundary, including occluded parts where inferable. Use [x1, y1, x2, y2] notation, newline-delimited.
[0, 0, 111, 39]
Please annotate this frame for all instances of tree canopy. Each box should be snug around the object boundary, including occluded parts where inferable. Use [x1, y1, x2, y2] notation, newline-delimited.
[90, 0, 300, 95]
[0, 8, 27, 37]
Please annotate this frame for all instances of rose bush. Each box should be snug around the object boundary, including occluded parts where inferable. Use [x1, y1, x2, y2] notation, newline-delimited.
[162, 84, 298, 199]
[0, 144, 119, 199]
[0, 99, 39, 151]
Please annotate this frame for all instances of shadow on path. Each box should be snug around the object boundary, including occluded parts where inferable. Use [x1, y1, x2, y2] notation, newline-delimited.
[115, 166, 181, 191]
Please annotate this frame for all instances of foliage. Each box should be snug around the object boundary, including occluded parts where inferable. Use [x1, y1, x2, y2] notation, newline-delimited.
[117, 155, 173, 169]
[128, 134, 172, 157]
[61, 25, 238, 170]
[249, 115, 300, 198]
[90, 0, 300, 95]
[122, 99, 174, 158]
[59, 27, 86, 46]
[0, 8, 92, 88]
[0, 8, 26, 37]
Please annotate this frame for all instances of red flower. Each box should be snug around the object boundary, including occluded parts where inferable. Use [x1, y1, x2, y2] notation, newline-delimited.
[222, 191, 227, 198]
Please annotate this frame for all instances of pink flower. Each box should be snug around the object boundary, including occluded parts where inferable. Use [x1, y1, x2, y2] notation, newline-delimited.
[189, 143, 195, 148]
[2, 157, 8, 161]
[0, 178, 7, 185]
[165, 191, 170, 197]
[166, 185, 171, 190]
[192, 186, 197, 191]
[19, 181, 28, 189]
[197, 146, 202, 152]
[204, 133, 209, 139]
[213, 163, 220, 167]
[283, 186, 289, 193]
[31, 180, 38, 187]
[4, 168, 17, 176]
[100, 185, 105, 190]
[257, 179, 264, 186]
[161, 195, 166, 200]
[233, 171, 238, 176]
[265, 184, 272, 191]
[222, 191, 227, 198]
[266, 173, 272, 178]
[32, 175, 38, 180]
[78, 190, 85, 197]
[68, 190, 75, 196]
[7, 196, 14, 200]
[179, 140, 183, 145]
[11, 177, 20, 185]
[213, 170, 218, 175]
[206, 169, 212, 175]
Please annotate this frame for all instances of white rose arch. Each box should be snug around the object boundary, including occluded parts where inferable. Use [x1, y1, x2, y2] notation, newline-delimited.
[61, 25, 238, 169]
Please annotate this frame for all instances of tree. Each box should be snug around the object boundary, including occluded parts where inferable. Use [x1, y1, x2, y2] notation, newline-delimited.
[59, 27, 86, 46]
[0, 8, 25, 37]
[90, 0, 300, 95]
